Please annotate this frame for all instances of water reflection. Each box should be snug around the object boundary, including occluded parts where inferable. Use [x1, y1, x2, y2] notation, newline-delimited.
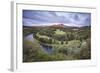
[41, 44, 54, 54]
[25, 33, 53, 54]
[25, 34, 34, 42]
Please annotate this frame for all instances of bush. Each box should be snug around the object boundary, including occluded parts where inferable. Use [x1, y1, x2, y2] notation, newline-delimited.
[23, 39, 51, 62]
[67, 40, 81, 48]
[79, 39, 91, 59]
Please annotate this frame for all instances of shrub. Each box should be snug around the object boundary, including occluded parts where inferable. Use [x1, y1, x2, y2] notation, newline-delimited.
[79, 39, 91, 59]
[23, 39, 51, 62]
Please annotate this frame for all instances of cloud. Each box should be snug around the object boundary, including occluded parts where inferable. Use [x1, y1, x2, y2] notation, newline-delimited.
[62, 12, 91, 26]
[23, 10, 91, 26]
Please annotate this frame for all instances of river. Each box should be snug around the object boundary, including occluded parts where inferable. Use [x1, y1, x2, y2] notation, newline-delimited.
[25, 34, 34, 42]
[25, 33, 53, 54]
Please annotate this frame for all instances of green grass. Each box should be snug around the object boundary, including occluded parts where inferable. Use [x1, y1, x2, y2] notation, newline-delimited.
[54, 29, 66, 35]
[36, 33, 50, 39]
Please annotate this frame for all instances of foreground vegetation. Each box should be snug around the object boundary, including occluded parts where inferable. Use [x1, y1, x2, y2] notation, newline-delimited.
[23, 25, 91, 62]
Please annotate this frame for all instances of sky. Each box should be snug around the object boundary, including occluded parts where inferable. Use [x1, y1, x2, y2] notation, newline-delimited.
[23, 10, 91, 27]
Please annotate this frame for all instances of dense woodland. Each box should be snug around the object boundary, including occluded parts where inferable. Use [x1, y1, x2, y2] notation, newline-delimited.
[23, 25, 91, 62]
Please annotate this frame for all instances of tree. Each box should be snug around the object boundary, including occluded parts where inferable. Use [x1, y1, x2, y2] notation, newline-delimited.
[49, 38, 52, 44]
[61, 41, 64, 44]
[66, 41, 68, 44]
[79, 39, 91, 59]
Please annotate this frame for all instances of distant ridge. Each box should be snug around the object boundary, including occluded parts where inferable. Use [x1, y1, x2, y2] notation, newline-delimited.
[23, 23, 90, 28]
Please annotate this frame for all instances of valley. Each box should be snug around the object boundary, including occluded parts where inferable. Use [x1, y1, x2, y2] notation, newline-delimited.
[23, 24, 91, 62]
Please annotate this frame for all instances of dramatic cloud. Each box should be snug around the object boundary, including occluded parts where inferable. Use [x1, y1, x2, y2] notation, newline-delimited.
[23, 10, 91, 27]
